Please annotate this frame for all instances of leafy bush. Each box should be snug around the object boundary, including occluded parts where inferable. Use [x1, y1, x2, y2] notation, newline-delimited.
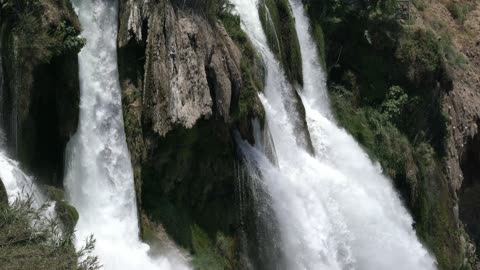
[381, 85, 408, 124]
[3, 0, 85, 65]
[0, 196, 100, 270]
[395, 28, 442, 85]
[57, 21, 86, 54]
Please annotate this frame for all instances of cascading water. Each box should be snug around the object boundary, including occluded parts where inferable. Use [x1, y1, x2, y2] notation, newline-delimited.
[64, 0, 189, 269]
[0, 150, 43, 206]
[232, 0, 438, 269]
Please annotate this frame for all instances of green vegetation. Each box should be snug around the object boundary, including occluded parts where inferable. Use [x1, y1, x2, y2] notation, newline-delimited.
[258, 0, 303, 85]
[0, 194, 99, 270]
[220, 10, 265, 123]
[47, 186, 80, 234]
[395, 28, 442, 84]
[1, 0, 85, 65]
[302, 0, 472, 268]
[191, 225, 236, 270]
[447, 0, 477, 24]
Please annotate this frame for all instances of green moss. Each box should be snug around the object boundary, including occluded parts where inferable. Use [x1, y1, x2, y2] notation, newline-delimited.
[258, 0, 303, 85]
[0, 179, 8, 205]
[46, 186, 79, 233]
[414, 143, 464, 269]
[191, 225, 236, 270]
[142, 120, 237, 250]
[312, 23, 327, 70]
[220, 9, 265, 123]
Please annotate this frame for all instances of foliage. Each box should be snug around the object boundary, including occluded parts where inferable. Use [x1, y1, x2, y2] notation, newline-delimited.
[381, 85, 408, 124]
[57, 21, 86, 54]
[395, 28, 442, 84]
[0, 195, 100, 270]
[2, 0, 85, 65]
[447, 1, 477, 24]
[330, 83, 461, 269]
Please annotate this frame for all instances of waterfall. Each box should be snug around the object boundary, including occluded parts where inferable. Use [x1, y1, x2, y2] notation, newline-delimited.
[231, 0, 437, 269]
[0, 150, 43, 206]
[64, 0, 189, 269]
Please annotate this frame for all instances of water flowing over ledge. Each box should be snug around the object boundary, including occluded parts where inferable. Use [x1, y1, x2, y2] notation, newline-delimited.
[64, 0, 190, 269]
[231, 0, 438, 268]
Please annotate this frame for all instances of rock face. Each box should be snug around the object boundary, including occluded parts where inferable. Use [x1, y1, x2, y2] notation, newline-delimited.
[119, 0, 242, 136]
[0, 178, 7, 205]
[0, 0, 81, 186]
[117, 0, 262, 264]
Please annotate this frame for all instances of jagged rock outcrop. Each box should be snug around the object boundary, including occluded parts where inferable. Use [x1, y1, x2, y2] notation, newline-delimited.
[118, 0, 263, 265]
[119, 0, 242, 136]
[0, 0, 82, 186]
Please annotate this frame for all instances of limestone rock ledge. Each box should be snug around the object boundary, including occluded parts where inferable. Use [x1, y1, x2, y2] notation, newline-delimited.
[117, 1, 263, 266]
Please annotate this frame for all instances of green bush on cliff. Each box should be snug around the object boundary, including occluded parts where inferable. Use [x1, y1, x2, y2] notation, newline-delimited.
[0, 196, 100, 270]
[57, 21, 87, 54]
[381, 85, 408, 124]
[395, 28, 442, 85]
[3, 0, 85, 65]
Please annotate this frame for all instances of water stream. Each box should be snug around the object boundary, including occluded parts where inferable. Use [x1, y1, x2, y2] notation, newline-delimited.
[231, 0, 438, 269]
[64, 1, 189, 269]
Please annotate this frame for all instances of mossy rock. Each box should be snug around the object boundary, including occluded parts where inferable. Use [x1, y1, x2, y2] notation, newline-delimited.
[220, 11, 266, 125]
[191, 225, 236, 270]
[0, 178, 8, 205]
[142, 120, 238, 250]
[46, 186, 79, 233]
[258, 0, 303, 85]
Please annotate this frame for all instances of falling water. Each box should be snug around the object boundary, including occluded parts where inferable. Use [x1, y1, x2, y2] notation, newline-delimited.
[0, 150, 43, 206]
[231, 0, 437, 269]
[64, 0, 189, 269]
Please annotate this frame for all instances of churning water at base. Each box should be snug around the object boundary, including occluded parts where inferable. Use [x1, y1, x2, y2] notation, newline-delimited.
[64, 1, 189, 269]
[232, 0, 437, 269]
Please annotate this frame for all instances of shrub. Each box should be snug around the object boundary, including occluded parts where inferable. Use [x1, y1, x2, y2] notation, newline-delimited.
[381, 85, 408, 124]
[0, 196, 100, 270]
[57, 21, 86, 54]
[395, 28, 442, 85]
[447, 1, 475, 24]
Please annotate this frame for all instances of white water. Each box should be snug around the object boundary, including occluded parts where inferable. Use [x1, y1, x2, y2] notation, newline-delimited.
[0, 150, 43, 206]
[64, 1, 189, 269]
[232, 0, 437, 269]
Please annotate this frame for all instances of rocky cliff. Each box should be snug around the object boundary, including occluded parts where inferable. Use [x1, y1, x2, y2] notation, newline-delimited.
[117, 0, 264, 267]
[0, 0, 83, 186]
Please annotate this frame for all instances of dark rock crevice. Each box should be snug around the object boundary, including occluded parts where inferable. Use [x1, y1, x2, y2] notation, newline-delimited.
[0, 4, 81, 186]
[460, 120, 480, 257]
